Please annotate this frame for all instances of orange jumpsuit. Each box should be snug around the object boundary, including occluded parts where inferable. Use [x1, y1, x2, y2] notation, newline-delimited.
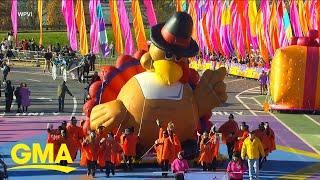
[66, 124, 84, 160]
[98, 139, 123, 167]
[218, 120, 239, 144]
[121, 134, 139, 157]
[155, 137, 176, 164]
[234, 130, 249, 152]
[198, 139, 214, 165]
[159, 128, 182, 156]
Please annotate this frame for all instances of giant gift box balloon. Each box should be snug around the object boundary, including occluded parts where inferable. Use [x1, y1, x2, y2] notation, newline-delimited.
[270, 30, 320, 111]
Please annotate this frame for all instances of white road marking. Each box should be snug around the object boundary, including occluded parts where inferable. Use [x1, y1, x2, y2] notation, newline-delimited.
[303, 114, 320, 127]
[252, 97, 320, 154]
[11, 70, 52, 76]
[26, 78, 41, 82]
[212, 111, 244, 116]
[238, 97, 254, 99]
[11, 70, 66, 79]
[36, 97, 53, 102]
[235, 87, 259, 116]
[234, 111, 243, 115]
[71, 97, 77, 117]
[27, 112, 39, 116]
[225, 79, 245, 84]
[252, 110, 265, 113]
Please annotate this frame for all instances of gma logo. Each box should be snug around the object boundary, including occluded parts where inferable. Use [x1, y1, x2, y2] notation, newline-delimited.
[8, 143, 76, 173]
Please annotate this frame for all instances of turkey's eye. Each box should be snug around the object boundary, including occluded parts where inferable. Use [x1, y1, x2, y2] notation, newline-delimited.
[165, 52, 174, 60]
[175, 56, 182, 62]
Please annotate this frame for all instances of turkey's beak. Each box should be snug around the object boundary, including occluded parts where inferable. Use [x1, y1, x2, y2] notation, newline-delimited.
[153, 60, 183, 85]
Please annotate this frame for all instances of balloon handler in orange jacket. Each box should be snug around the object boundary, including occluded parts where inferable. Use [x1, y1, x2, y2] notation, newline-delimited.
[81, 131, 99, 177]
[218, 114, 239, 160]
[209, 125, 220, 171]
[98, 132, 123, 177]
[66, 116, 84, 160]
[234, 122, 249, 154]
[155, 130, 176, 177]
[198, 132, 215, 171]
[50, 129, 73, 166]
[156, 120, 182, 156]
[254, 122, 271, 170]
[121, 127, 139, 171]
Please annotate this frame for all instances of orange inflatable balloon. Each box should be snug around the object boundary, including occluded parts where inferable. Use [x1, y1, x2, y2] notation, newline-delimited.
[133, 50, 147, 59]
[89, 80, 102, 99]
[177, 61, 190, 84]
[83, 98, 96, 117]
[116, 55, 140, 81]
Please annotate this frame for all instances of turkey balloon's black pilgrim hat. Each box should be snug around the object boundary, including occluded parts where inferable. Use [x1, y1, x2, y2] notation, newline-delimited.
[150, 12, 199, 58]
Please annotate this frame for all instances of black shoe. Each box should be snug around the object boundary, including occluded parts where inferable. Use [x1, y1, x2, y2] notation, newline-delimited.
[92, 172, 95, 177]
[111, 169, 115, 175]
[87, 171, 90, 176]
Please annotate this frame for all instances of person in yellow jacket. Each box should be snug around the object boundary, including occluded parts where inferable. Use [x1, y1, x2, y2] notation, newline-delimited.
[241, 131, 265, 180]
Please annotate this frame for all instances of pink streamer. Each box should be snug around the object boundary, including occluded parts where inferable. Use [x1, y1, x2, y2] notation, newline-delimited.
[118, 0, 135, 55]
[309, 0, 318, 30]
[195, 0, 204, 53]
[207, 0, 218, 54]
[215, 0, 223, 55]
[277, 2, 288, 47]
[260, 0, 273, 56]
[11, 0, 17, 37]
[290, 1, 303, 37]
[143, 0, 157, 26]
[219, 2, 231, 57]
[89, 0, 99, 54]
[235, 15, 245, 58]
[62, 0, 77, 51]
